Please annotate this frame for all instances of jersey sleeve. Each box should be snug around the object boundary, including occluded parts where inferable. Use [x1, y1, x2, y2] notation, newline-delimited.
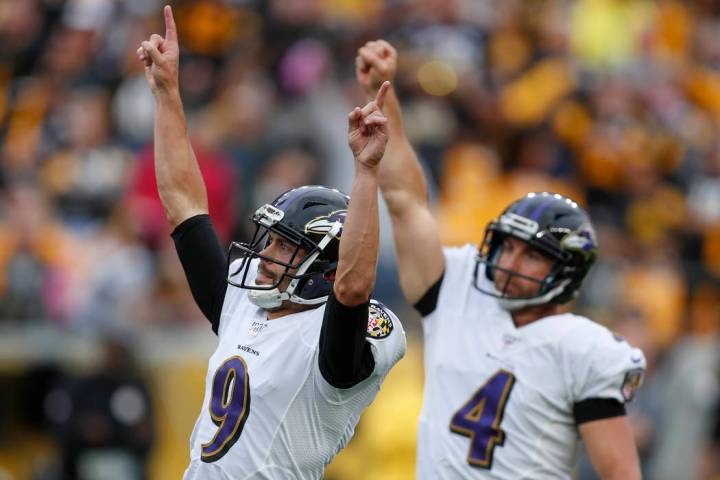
[315, 300, 406, 403]
[413, 272, 444, 316]
[569, 324, 646, 405]
[420, 245, 477, 323]
[364, 301, 407, 375]
[442, 245, 478, 283]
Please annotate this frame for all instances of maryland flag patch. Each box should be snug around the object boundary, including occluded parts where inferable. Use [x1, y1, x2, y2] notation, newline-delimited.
[621, 369, 644, 402]
[367, 303, 393, 339]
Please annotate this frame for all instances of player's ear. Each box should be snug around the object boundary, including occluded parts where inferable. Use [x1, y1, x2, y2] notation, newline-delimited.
[323, 270, 336, 282]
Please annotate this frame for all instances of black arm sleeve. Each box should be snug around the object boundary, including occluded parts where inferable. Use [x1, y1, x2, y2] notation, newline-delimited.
[573, 398, 626, 425]
[712, 397, 720, 443]
[318, 293, 375, 389]
[170, 214, 227, 334]
[413, 271, 445, 317]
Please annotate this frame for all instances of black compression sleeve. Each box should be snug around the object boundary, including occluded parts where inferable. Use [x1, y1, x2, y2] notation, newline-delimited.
[318, 293, 375, 389]
[171, 214, 227, 334]
[413, 271, 445, 316]
[573, 398, 626, 425]
[712, 398, 720, 443]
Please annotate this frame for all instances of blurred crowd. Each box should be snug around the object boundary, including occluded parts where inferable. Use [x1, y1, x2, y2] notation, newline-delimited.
[1, 0, 720, 478]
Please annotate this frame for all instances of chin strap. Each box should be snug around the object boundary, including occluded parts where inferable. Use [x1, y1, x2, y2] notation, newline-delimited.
[247, 285, 287, 310]
[495, 279, 572, 311]
[247, 222, 342, 310]
[247, 286, 332, 310]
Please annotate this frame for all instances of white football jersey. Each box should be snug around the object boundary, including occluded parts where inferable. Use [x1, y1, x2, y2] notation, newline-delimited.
[417, 245, 645, 479]
[183, 261, 406, 480]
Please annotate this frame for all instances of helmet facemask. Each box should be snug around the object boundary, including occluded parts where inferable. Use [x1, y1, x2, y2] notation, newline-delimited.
[227, 202, 343, 310]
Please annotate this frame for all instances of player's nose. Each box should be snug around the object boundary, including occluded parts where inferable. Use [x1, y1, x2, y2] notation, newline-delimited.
[258, 241, 274, 258]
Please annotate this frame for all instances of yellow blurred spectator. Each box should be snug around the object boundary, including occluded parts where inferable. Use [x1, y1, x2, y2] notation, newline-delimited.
[650, 0, 691, 66]
[570, 0, 656, 69]
[617, 258, 686, 349]
[437, 142, 582, 246]
[499, 57, 575, 127]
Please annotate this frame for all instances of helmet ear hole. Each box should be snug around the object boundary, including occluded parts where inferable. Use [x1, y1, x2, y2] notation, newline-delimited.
[323, 270, 336, 282]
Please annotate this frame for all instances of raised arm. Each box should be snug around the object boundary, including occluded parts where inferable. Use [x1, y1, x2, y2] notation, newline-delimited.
[356, 40, 444, 305]
[317, 83, 391, 388]
[138, 7, 226, 333]
[137, 5, 208, 228]
[333, 81, 391, 306]
[579, 416, 642, 480]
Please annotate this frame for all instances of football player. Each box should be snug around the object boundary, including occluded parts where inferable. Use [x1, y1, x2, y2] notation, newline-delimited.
[356, 40, 646, 479]
[137, 9, 406, 478]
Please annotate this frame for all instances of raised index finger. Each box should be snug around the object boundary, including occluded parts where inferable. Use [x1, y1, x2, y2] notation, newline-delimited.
[374, 81, 390, 110]
[164, 5, 177, 42]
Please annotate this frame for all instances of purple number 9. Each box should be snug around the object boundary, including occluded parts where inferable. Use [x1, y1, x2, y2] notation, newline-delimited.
[449, 370, 515, 469]
[201, 356, 251, 463]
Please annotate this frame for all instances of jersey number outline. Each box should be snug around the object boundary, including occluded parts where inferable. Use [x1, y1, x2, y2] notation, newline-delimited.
[201, 355, 251, 463]
[449, 369, 515, 469]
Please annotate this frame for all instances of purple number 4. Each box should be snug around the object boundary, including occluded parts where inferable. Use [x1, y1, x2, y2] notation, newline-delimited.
[201, 356, 251, 463]
[449, 370, 515, 469]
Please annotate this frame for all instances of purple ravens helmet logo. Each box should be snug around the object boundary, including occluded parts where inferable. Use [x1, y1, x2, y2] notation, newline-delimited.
[305, 210, 347, 237]
[367, 304, 393, 339]
[560, 223, 598, 259]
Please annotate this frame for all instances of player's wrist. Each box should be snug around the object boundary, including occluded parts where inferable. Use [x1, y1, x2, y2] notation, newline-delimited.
[153, 85, 181, 102]
[353, 159, 382, 176]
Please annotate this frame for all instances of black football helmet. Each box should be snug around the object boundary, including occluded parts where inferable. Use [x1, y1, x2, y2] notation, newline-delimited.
[227, 185, 349, 310]
[475, 192, 598, 310]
